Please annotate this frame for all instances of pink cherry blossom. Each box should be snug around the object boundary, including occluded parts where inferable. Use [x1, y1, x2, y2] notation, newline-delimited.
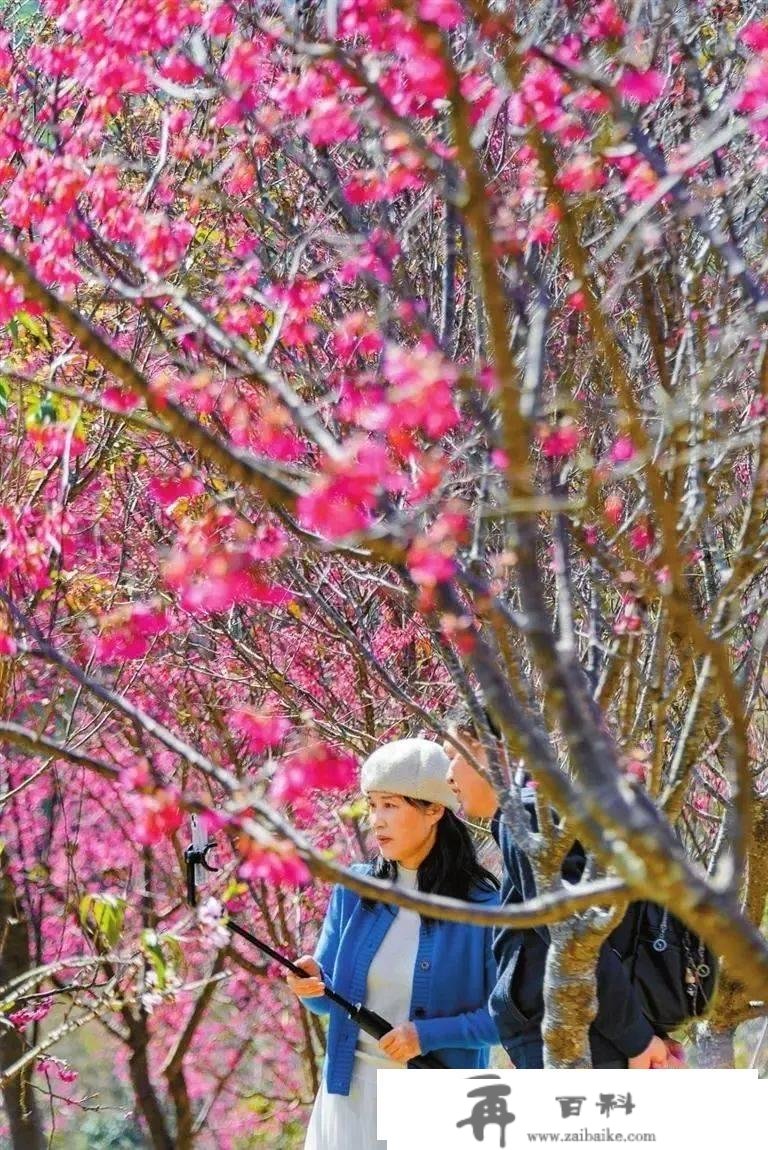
[556, 155, 606, 194]
[94, 603, 170, 662]
[298, 441, 396, 539]
[417, 0, 464, 29]
[338, 229, 400, 285]
[160, 54, 203, 85]
[539, 422, 583, 458]
[102, 386, 140, 413]
[0, 273, 27, 322]
[239, 842, 310, 888]
[0, 506, 28, 579]
[529, 204, 561, 245]
[0, 3, 746, 1134]
[573, 89, 611, 115]
[265, 278, 329, 348]
[9, 999, 53, 1030]
[27, 424, 87, 461]
[331, 313, 384, 364]
[0, 631, 17, 657]
[613, 593, 643, 634]
[624, 756, 649, 784]
[618, 69, 666, 105]
[179, 569, 290, 615]
[134, 214, 194, 278]
[520, 63, 571, 133]
[223, 40, 266, 89]
[148, 474, 204, 509]
[440, 612, 477, 655]
[305, 98, 359, 148]
[204, 2, 236, 37]
[629, 521, 654, 552]
[393, 44, 452, 111]
[270, 745, 357, 804]
[36, 1055, 78, 1083]
[610, 435, 636, 463]
[604, 493, 624, 526]
[737, 58, 768, 126]
[583, 1, 627, 41]
[623, 159, 659, 201]
[247, 522, 288, 563]
[565, 288, 586, 313]
[163, 509, 291, 614]
[381, 342, 460, 437]
[133, 788, 184, 845]
[407, 542, 456, 587]
[741, 22, 768, 52]
[230, 709, 291, 755]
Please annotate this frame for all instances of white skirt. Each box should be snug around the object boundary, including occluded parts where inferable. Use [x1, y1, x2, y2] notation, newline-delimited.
[304, 1051, 406, 1150]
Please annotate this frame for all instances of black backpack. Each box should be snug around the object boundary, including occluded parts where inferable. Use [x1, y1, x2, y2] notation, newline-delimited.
[612, 901, 719, 1033]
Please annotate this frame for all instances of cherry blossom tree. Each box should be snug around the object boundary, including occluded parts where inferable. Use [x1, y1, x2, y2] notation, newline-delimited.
[2, 0, 768, 1144]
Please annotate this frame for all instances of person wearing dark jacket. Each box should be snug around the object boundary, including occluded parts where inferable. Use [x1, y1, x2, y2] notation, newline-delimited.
[442, 723, 680, 1069]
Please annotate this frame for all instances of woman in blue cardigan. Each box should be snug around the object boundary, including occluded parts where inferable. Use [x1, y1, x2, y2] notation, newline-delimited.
[286, 738, 500, 1150]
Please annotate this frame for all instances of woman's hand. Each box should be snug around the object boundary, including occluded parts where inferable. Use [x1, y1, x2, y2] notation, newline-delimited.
[628, 1035, 670, 1069]
[378, 1022, 422, 1062]
[663, 1038, 687, 1068]
[286, 956, 326, 999]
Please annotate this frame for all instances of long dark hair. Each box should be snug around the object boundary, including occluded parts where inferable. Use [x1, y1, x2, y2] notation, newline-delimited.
[366, 798, 499, 904]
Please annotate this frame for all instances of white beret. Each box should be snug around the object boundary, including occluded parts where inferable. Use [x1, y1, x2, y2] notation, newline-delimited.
[360, 738, 459, 813]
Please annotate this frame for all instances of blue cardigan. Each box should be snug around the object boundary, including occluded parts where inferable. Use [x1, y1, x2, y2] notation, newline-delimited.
[303, 863, 499, 1094]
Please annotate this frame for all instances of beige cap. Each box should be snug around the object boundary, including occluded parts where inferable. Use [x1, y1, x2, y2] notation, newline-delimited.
[360, 738, 459, 812]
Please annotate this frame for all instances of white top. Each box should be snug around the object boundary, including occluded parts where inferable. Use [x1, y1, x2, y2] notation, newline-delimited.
[355, 866, 421, 1068]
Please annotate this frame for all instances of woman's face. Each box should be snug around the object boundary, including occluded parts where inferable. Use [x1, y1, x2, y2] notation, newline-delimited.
[365, 792, 444, 869]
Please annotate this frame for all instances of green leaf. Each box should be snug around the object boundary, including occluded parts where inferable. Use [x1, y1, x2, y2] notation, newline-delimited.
[140, 929, 172, 991]
[221, 880, 247, 904]
[161, 934, 183, 971]
[339, 797, 368, 821]
[16, 311, 52, 350]
[245, 1094, 273, 1117]
[79, 894, 126, 948]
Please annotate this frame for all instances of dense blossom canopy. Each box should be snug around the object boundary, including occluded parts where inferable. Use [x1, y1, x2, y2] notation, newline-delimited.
[1, 0, 768, 1144]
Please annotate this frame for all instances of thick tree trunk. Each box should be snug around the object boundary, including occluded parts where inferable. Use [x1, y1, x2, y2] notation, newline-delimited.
[0, 862, 46, 1150]
[165, 1067, 194, 1150]
[124, 1012, 175, 1150]
[542, 922, 604, 1068]
[161, 950, 231, 1150]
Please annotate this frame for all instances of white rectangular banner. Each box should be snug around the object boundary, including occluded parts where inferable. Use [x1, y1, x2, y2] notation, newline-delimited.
[377, 1069, 766, 1150]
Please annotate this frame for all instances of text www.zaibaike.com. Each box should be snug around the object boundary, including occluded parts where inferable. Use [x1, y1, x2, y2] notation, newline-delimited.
[525, 1130, 657, 1142]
